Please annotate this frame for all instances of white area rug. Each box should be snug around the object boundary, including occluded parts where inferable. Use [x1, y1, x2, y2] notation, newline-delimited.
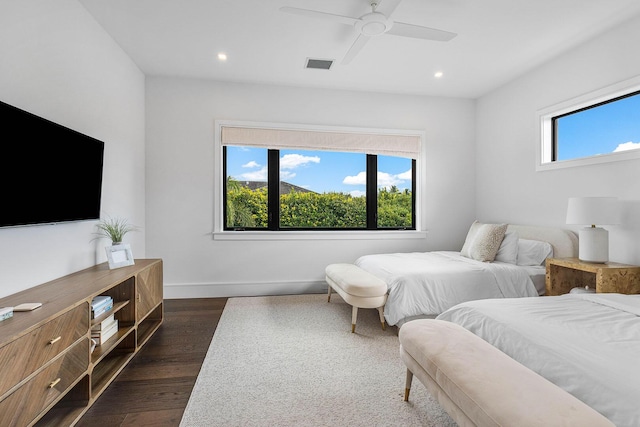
[180, 294, 457, 426]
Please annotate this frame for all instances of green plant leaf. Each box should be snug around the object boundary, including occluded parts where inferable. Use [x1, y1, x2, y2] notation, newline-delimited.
[92, 216, 139, 243]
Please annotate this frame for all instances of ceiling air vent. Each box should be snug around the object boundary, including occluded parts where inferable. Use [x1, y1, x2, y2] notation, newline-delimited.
[305, 58, 333, 70]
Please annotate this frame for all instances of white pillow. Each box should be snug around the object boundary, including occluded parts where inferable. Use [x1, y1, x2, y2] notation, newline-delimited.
[461, 221, 508, 262]
[495, 231, 519, 264]
[516, 239, 553, 266]
[460, 220, 482, 258]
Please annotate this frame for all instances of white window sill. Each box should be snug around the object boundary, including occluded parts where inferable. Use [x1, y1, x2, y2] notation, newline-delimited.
[536, 149, 640, 172]
[212, 230, 428, 241]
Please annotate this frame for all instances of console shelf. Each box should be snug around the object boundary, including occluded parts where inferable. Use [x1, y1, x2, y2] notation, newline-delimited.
[0, 259, 163, 426]
[91, 299, 130, 327]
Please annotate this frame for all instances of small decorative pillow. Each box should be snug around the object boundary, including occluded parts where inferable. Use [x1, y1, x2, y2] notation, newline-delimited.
[517, 239, 554, 266]
[461, 221, 508, 262]
[495, 231, 519, 264]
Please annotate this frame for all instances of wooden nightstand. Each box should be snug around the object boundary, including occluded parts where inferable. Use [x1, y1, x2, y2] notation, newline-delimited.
[545, 257, 640, 296]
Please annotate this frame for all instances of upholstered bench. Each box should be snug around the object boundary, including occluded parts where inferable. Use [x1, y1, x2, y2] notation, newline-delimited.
[325, 263, 387, 333]
[399, 319, 615, 427]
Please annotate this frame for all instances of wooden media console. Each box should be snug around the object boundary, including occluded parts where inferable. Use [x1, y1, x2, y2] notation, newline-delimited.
[0, 259, 163, 426]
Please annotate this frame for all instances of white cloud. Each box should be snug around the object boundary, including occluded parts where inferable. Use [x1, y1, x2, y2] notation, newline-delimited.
[343, 171, 366, 185]
[239, 156, 309, 181]
[240, 167, 267, 180]
[378, 171, 404, 187]
[344, 170, 411, 188]
[349, 190, 366, 197]
[396, 169, 412, 180]
[238, 167, 295, 181]
[242, 161, 260, 168]
[280, 153, 320, 169]
[613, 141, 640, 152]
[280, 171, 296, 180]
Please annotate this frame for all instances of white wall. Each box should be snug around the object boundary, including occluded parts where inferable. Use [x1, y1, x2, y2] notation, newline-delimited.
[145, 78, 476, 298]
[0, 0, 146, 298]
[476, 14, 640, 265]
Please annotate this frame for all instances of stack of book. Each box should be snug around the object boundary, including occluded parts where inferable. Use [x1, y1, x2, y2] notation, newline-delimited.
[91, 313, 118, 347]
[91, 295, 113, 319]
[0, 307, 13, 322]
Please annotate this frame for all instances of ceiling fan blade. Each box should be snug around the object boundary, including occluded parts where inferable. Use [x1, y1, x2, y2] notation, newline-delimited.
[342, 34, 370, 64]
[376, 0, 403, 17]
[279, 6, 358, 27]
[387, 22, 457, 41]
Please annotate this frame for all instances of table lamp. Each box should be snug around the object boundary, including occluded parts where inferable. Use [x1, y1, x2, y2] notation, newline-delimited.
[566, 197, 620, 263]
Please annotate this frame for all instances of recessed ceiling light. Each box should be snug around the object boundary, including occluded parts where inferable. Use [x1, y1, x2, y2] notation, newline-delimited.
[217, 53, 227, 61]
[434, 71, 444, 78]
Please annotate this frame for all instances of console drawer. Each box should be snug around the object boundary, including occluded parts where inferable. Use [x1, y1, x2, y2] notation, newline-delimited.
[0, 302, 89, 397]
[0, 337, 89, 426]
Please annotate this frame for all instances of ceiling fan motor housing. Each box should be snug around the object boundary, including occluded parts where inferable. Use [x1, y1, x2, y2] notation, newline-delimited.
[356, 12, 393, 36]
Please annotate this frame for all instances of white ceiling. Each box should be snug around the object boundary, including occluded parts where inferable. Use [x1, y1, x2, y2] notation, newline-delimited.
[79, 0, 640, 98]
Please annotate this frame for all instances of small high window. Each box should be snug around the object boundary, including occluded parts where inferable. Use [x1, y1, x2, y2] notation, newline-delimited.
[553, 91, 640, 161]
[538, 77, 640, 170]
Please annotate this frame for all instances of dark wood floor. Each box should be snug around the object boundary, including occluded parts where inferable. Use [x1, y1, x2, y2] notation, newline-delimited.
[76, 298, 227, 427]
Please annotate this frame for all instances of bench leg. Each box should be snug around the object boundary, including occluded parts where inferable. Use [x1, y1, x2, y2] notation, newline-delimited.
[351, 306, 358, 333]
[327, 284, 332, 303]
[377, 306, 386, 330]
[404, 369, 413, 402]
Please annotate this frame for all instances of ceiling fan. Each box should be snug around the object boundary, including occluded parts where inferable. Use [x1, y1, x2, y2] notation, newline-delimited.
[280, 0, 457, 64]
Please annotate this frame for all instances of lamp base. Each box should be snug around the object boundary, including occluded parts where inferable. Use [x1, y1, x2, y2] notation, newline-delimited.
[578, 227, 609, 263]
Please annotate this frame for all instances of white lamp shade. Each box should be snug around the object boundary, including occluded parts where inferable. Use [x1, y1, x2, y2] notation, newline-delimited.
[566, 197, 620, 226]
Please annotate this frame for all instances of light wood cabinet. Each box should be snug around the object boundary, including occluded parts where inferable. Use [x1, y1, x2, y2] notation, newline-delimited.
[545, 257, 640, 296]
[0, 259, 163, 426]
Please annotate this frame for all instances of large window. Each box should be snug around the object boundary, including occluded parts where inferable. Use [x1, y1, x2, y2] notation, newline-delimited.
[538, 77, 640, 170]
[220, 123, 419, 231]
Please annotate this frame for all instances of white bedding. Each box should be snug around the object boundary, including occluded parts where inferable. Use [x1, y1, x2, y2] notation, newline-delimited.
[519, 265, 547, 295]
[354, 251, 539, 326]
[436, 294, 640, 427]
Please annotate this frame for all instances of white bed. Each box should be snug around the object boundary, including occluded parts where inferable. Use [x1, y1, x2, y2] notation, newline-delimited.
[354, 224, 578, 326]
[436, 293, 640, 427]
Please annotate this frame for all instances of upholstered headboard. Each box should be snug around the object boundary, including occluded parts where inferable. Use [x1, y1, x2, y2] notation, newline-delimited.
[507, 224, 578, 259]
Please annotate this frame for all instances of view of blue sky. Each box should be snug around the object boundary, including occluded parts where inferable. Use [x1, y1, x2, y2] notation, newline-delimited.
[226, 147, 412, 197]
[557, 92, 640, 160]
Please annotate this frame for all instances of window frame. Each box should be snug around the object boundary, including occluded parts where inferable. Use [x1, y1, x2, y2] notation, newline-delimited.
[214, 120, 426, 240]
[537, 75, 640, 171]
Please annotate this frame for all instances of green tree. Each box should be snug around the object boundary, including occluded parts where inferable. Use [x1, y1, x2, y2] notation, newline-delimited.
[280, 191, 366, 228]
[377, 187, 412, 228]
[226, 178, 267, 228]
[226, 183, 411, 229]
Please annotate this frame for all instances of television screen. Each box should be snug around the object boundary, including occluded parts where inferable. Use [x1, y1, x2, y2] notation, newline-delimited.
[0, 99, 104, 228]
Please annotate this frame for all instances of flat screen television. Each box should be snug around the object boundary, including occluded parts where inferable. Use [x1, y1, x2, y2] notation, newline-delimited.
[0, 99, 104, 228]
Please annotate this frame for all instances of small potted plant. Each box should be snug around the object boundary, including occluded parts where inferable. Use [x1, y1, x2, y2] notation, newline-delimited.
[94, 216, 138, 245]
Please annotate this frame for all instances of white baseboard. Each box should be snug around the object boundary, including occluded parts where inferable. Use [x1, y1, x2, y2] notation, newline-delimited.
[163, 279, 327, 299]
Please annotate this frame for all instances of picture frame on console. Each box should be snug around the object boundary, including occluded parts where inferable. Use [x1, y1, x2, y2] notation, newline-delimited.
[106, 244, 135, 269]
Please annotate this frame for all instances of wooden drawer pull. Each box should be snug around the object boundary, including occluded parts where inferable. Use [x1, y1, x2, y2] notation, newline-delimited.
[48, 378, 61, 389]
[48, 336, 62, 345]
